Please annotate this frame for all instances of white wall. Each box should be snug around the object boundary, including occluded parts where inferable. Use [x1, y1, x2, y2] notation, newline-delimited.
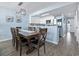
[70, 18, 75, 32]
[0, 7, 29, 41]
[74, 11, 78, 37]
[74, 6, 79, 44]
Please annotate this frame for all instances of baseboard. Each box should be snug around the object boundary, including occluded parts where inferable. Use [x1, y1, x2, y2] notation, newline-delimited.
[0, 38, 11, 42]
[46, 39, 59, 45]
[0, 38, 59, 45]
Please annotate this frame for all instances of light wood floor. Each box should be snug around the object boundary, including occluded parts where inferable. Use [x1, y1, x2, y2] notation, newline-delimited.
[0, 32, 79, 56]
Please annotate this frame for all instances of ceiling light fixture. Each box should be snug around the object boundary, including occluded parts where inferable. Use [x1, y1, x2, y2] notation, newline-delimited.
[16, 2, 26, 16]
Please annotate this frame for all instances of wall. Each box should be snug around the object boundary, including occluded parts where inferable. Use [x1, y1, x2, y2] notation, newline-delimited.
[70, 18, 75, 32]
[74, 5, 79, 44]
[30, 15, 54, 24]
[0, 7, 29, 41]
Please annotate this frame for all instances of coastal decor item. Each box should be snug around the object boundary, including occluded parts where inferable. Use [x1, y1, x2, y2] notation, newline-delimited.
[6, 16, 14, 22]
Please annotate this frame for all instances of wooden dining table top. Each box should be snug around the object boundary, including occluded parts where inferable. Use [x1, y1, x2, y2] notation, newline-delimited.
[19, 29, 40, 39]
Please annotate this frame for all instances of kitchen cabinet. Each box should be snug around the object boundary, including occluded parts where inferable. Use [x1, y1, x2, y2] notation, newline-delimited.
[46, 26, 59, 45]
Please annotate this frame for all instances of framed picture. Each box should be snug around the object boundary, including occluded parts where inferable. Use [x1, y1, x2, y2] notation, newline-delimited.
[6, 16, 14, 22]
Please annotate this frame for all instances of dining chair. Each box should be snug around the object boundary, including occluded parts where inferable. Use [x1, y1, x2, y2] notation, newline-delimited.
[14, 28, 19, 51]
[31, 28, 47, 56]
[11, 27, 19, 50]
[10, 27, 16, 47]
[39, 28, 47, 54]
[15, 28, 29, 56]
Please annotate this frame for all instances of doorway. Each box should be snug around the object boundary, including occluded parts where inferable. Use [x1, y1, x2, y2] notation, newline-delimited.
[67, 19, 71, 32]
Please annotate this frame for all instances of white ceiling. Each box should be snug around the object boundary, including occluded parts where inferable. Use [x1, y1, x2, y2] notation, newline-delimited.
[22, 2, 67, 14]
[0, 2, 77, 17]
[48, 3, 77, 17]
[0, 2, 75, 13]
[0, 2, 18, 9]
[22, 2, 75, 14]
[31, 2, 77, 18]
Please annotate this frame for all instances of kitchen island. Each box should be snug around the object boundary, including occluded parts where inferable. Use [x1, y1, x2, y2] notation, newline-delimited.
[28, 24, 59, 45]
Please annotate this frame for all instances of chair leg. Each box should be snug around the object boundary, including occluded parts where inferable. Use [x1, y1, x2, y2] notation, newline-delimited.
[37, 47, 39, 56]
[16, 40, 18, 51]
[20, 42, 22, 56]
[12, 39, 15, 46]
[44, 38, 46, 54]
[14, 39, 15, 46]
[38, 49, 39, 56]
[44, 43, 46, 54]
[12, 39, 14, 46]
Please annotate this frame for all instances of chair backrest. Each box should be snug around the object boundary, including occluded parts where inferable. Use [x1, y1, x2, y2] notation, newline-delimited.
[16, 27, 21, 32]
[39, 28, 47, 41]
[16, 27, 21, 29]
[14, 28, 20, 40]
[11, 27, 20, 41]
[10, 27, 16, 40]
[33, 29, 47, 47]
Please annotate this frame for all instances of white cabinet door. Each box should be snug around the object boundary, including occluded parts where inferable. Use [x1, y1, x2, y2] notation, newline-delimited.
[46, 26, 59, 44]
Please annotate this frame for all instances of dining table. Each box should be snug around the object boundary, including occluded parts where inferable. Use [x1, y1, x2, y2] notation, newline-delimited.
[18, 29, 40, 54]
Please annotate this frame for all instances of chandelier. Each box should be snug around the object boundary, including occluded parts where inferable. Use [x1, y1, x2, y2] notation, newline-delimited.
[16, 2, 26, 23]
[16, 2, 26, 16]
[16, 8, 26, 16]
